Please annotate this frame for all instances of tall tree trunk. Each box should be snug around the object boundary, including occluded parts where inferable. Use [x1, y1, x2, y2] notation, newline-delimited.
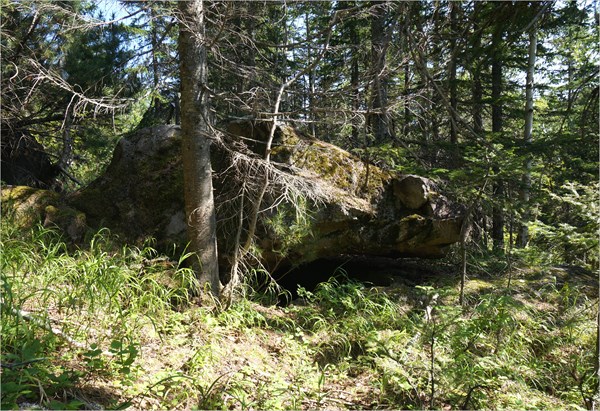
[517, 27, 537, 248]
[306, 11, 317, 138]
[178, 0, 220, 297]
[491, 24, 505, 251]
[369, 0, 390, 144]
[471, 2, 483, 136]
[150, 6, 160, 115]
[402, 9, 410, 138]
[59, 105, 74, 171]
[472, 61, 483, 135]
[448, 1, 458, 145]
[280, 3, 290, 113]
[471, 3, 484, 245]
[430, 1, 441, 145]
[596, 304, 600, 411]
[349, 7, 360, 145]
[235, 2, 257, 117]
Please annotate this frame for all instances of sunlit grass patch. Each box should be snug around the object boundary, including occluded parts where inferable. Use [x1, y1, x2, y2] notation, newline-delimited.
[2, 213, 596, 410]
[0, 218, 199, 409]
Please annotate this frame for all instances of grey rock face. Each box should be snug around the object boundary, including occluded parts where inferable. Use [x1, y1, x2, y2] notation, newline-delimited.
[68, 122, 463, 270]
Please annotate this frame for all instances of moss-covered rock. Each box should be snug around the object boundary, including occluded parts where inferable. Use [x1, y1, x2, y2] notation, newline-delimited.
[224, 119, 391, 205]
[222, 120, 463, 266]
[2, 185, 59, 227]
[67, 121, 463, 271]
[2, 185, 87, 241]
[69, 125, 185, 249]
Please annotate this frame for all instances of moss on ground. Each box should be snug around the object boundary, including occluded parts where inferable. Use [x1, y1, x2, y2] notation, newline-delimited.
[2, 218, 595, 410]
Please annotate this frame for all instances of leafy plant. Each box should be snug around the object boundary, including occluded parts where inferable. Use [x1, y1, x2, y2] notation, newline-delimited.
[529, 181, 599, 268]
[0, 216, 199, 408]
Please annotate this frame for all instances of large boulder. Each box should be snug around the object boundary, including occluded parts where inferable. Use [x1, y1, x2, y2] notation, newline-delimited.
[68, 125, 186, 248]
[68, 121, 463, 271]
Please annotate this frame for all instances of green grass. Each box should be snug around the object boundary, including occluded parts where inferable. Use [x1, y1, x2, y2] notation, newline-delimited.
[1, 218, 597, 410]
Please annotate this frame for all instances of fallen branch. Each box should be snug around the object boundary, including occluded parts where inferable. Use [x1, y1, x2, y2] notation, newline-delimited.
[58, 165, 83, 186]
[2, 300, 113, 356]
[0, 357, 48, 370]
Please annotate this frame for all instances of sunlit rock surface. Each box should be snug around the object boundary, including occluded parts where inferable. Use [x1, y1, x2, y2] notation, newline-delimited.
[2, 185, 86, 242]
[68, 121, 463, 270]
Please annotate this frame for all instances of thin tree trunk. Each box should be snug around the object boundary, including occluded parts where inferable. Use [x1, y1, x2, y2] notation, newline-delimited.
[403, 62, 410, 137]
[280, 3, 289, 112]
[59, 105, 74, 171]
[150, 6, 160, 114]
[492, 185, 505, 253]
[350, 7, 360, 145]
[471, 3, 483, 138]
[491, 25, 505, 251]
[178, 0, 220, 297]
[471, 5, 484, 245]
[460, 235, 467, 306]
[369, 0, 390, 144]
[306, 11, 317, 139]
[401, 5, 410, 139]
[595, 304, 600, 410]
[448, 2, 458, 145]
[517, 28, 537, 248]
[430, 1, 441, 145]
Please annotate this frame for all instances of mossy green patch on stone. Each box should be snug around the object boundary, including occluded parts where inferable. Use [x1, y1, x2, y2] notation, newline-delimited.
[400, 214, 426, 223]
[44, 204, 87, 242]
[286, 137, 392, 202]
[1, 185, 59, 205]
[2, 186, 60, 227]
[2, 186, 88, 241]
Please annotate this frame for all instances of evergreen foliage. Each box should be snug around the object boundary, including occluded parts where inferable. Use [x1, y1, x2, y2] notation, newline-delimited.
[1, 0, 598, 409]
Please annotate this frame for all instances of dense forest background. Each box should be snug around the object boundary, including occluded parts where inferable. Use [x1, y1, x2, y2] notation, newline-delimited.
[2, 0, 598, 266]
[1, 0, 599, 410]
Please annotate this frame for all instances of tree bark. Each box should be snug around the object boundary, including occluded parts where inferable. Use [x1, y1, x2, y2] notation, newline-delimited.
[178, 0, 220, 296]
[491, 24, 505, 251]
[369, 0, 390, 144]
[306, 11, 317, 139]
[150, 6, 161, 115]
[448, 2, 458, 145]
[517, 27, 537, 248]
[349, 6, 360, 145]
[471, 3, 484, 245]
[471, 13, 483, 138]
[59, 104, 74, 171]
[592, 304, 600, 410]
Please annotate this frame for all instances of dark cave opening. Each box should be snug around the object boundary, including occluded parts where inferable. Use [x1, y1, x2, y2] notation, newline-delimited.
[272, 255, 444, 304]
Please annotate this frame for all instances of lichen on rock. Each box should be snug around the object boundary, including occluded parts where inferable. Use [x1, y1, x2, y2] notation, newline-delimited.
[66, 121, 464, 272]
[2, 185, 60, 227]
[2, 185, 87, 242]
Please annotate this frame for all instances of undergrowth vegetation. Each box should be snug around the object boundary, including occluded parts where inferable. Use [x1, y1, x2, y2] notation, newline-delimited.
[1, 217, 597, 410]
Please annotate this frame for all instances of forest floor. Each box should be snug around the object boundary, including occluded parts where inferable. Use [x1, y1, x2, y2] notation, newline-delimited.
[1, 223, 598, 410]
